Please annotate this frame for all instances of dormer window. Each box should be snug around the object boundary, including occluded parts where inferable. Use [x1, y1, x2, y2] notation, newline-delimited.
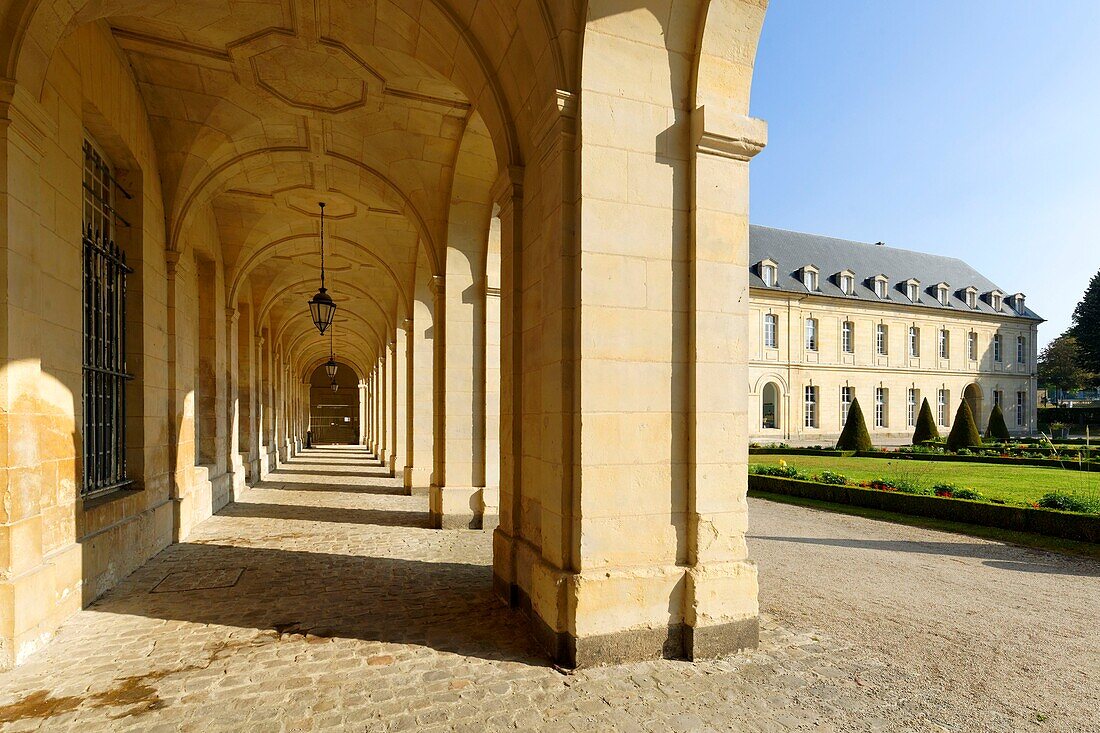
[758, 259, 778, 287]
[960, 287, 978, 310]
[836, 269, 855, 295]
[871, 275, 888, 299]
[801, 265, 819, 291]
[1010, 293, 1026, 313]
[904, 279, 921, 303]
[935, 283, 950, 306]
[987, 290, 1004, 311]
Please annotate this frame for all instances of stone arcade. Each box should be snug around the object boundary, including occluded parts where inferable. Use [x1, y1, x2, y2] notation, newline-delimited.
[0, 0, 768, 670]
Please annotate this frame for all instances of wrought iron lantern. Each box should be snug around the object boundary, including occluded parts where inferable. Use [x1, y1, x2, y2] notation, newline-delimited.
[324, 325, 338, 381]
[308, 202, 336, 334]
[330, 379, 339, 393]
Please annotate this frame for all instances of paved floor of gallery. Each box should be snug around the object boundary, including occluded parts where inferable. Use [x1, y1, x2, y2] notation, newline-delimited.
[0, 446, 1096, 732]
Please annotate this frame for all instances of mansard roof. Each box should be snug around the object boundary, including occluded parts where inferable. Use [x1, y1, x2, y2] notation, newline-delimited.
[749, 225, 1043, 321]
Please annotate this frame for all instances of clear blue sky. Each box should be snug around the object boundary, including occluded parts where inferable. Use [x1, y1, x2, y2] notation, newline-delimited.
[750, 0, 1100, 348]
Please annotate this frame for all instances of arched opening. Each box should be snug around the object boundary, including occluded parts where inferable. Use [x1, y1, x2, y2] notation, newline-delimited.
[762, 382, 781, 430]
[964, 383, 984, 424]
[307, 362, 359, 446]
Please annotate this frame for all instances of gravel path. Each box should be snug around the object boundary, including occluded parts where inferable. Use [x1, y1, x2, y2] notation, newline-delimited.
[750, 498, 1100, 732]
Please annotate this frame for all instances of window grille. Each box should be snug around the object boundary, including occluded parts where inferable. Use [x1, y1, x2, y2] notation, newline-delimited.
[82, 139, 133, 498]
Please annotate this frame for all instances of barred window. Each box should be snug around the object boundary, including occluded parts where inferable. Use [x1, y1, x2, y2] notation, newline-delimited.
[82, 138, 133, 498]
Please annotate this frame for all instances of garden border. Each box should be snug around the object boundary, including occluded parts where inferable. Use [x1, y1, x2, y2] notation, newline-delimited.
[749, 448, 1098, 472]
[748, 475, 1100, 544]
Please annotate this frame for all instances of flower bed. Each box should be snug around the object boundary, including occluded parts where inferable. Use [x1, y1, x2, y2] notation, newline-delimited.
[748, 473, 1100, 544]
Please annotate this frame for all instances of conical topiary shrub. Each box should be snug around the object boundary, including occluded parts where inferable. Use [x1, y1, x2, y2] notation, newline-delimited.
[912, 397, 940, 445]
[946, 399, 983, 451]
[836, 397, 873, 451]
[986, 403, 1011, 442]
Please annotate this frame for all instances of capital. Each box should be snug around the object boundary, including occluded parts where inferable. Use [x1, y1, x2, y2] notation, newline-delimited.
[691, 106, 767, 162]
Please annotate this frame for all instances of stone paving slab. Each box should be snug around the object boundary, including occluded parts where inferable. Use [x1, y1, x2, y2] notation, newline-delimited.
[0, 446, 1096, 732]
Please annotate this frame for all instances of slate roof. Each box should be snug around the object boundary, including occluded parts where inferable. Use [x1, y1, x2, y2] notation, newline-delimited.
[749, 225, 1043, 321]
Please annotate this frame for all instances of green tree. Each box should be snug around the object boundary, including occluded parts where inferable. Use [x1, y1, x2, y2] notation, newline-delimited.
[985, 403, 1011, 442]
[1037, 334, 1093, 398]
[836, 397, 873, 451]
[1069, 269, 1100, 376]
[912, 398, 939, 445]
[946, 399, 983, 451]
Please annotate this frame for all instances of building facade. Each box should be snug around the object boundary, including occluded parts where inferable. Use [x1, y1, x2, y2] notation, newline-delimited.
[749, 227, 1043, 445]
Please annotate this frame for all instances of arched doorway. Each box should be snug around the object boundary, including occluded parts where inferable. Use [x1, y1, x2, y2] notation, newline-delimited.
[964, 383, 983, 424]
[308, 363, 359, 445]
[762, 383, 780, 430]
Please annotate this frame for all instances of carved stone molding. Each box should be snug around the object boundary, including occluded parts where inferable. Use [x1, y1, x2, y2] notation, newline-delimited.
[691, 106, 768, 162]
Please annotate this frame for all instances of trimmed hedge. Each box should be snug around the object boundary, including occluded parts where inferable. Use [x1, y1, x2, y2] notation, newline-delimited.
[986, 404, 1011, 442]
[836, 398, 874, 451]
[749, 474, 1100, 543]
[912, 398, 939, 445]
[854, 450, 1099, 472]
[749, 448, 855, 457]
[946, 400, 983, 451]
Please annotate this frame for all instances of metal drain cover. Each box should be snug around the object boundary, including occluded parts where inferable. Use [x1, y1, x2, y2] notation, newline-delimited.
[150, 568, 244, 593]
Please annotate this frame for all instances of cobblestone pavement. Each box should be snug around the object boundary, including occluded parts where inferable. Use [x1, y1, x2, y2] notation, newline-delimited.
[0, 446, 1097, 732]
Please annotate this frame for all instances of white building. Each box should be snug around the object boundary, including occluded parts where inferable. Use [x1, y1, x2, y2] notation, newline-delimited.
[749, 226, 1043, 445]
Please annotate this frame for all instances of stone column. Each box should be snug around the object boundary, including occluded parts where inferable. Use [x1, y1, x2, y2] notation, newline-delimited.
[682, 107, 767, 657]
[377, 354, 387, 465]
[358, 380, 367, 446]
[406, 278, 435, 494]
[236, 305, 259, 480]
[485, 221, 502, 497]
[0, 81, 63, 669]
[387, 337, 401, 476]
[225, 307, 245, 495]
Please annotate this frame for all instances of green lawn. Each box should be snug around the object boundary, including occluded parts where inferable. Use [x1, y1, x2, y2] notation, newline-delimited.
[750, 454, 1100, 506]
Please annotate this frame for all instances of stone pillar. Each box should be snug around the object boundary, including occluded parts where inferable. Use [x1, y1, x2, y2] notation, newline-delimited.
[377, 354, 387, 465]
[238, 308, 260, 480]
[225, 307, 245, 495]
[682, 107, 767, 657]
[387, 337, 401, 476]
[432, 222, 494, 529]
[0, 81, 64, 669]
[485, 220, 502, 496]
[358, 380, 367, 446]
[396, 319, 413, 479]
[406, 277, 435, 494]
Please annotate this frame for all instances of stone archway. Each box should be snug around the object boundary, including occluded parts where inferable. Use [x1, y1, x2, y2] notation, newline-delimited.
[307, 361, 359, 445]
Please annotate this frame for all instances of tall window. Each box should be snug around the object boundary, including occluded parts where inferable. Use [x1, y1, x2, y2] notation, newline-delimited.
[907, 282, 919, 302]
[805, 317, 818, 351]
[907, 388, 918, 427]
[875, 387, 888, 428]
[937, 389, 950, 426]
[994, 390, 1003, 408]
[841, 386, 854, 424]
[1016, 391, 1026, 426]
[909, 326, 920, 357]
[803, 269, 818, 291]
[82, 138, 133, 498]
[937, 285, 949, 305]
[840, 274, 854, 295]
[876, 324, 888, 355]
[874, 279, 888, 298]
[763, 313, 778, 349]
[968, 331, 978, 361]
[1017, 335, 1026, 364]
[993, 334, 1003, 362]
[842, 321, 854, 353]
[804, 386, 818, 428]
[992, 293, 1003, 311]
[939, 329, 950, 359]
[966, 290, 977, 309]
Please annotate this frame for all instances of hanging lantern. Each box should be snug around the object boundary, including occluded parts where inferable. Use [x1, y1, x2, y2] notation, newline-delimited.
[330, 379, 339, 393]
[308, 202, 336, 334]
[324, 325, 338, 380]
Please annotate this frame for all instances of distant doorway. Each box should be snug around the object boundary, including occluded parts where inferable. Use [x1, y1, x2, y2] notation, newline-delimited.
[762, 382, 780, 430]
[309, 362, 360, 445]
